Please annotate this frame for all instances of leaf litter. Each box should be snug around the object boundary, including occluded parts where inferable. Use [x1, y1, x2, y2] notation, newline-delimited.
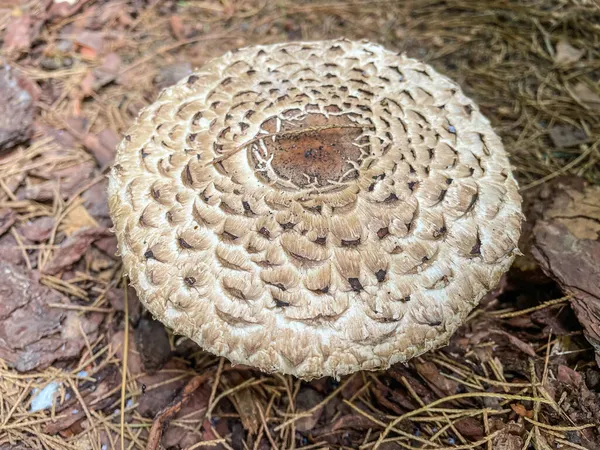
[1, 0, 600, 449]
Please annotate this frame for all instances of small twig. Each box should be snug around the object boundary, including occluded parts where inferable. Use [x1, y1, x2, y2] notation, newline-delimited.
[523, 417, 595, 432]
[120, 281, 129, 450]
[10, 228, 32, 271]
[48, 303, 113, 313]
[488, 296, 570, 318]
[207, 357, 225, 415]
[185, 439, 227, 449]
[145, 370, 217, 450]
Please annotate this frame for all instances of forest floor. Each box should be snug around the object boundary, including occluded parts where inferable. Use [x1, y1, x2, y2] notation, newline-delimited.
[0, 1, 599, 449]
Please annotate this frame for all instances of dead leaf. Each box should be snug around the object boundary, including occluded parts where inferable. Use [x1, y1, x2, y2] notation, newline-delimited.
[454, 417, 485, 440]
[554, 39, 584, 65]
[3, 14, 33, 55]
[161, 383, 213, 448]
[169, 15, 185, 41]
[155, 62, 193, 90]
[495, 330, 537, 357]
[0, 261, 102, 371]
[83, 131, 118, 167]
[295, 387, 325, 432]
[557, 365, 583, 387]
[573, 82, 600, 105]
[0, 208, 16, 237]
[137, 360, 189, 418]
[19, 217, 55, 242]
[80, 70, 96, 97]
[510, 403, 533, 418]
[43, 226, 110, 274]
[47, 0, 92, 19]
[415, 360, 459, 397]
[227, 371, 261, 433]
[549, 125, 589, 148]
[106, 286, 141, 323]
[111, 329, 143, 376]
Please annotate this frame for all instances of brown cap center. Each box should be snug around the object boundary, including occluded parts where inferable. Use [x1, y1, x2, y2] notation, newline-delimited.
[251, 113, 366, 189]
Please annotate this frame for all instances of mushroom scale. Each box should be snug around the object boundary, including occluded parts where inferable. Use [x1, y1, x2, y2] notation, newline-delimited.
[108, 39, 523, 379]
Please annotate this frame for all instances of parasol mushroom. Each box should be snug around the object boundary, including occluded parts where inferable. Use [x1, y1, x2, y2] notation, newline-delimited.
[108, 39, 523, 379]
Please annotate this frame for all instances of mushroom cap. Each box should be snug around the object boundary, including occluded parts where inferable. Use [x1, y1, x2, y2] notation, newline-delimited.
[108, 39, 523, 379]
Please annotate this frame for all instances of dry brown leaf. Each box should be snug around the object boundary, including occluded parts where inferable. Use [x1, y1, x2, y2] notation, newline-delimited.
[227, 371, 261, 433]
[61, 204, 98, 236]
[557, 365, 583, 386]
[169, 15, 185, 41]
[0, 208, 16, 237]
[549, 125, 589, 148]
[19, 217, 55, 242]
[110, 328, 143, 376]
[3, 14, 33, 55]
[43, 226, 110, 274]
[415, 360, 459, 397]
[573, 82, 600, 105]
[80, 70, 96, 97]
[295, 387, 325, 432]
[510, 403, 533, 418]
[82, 131, 118, 167]
[137, 360, 190, 418]
[554, 39, 584, 65]
[454, 417, 485, 440]
[495, 330, 537, 357]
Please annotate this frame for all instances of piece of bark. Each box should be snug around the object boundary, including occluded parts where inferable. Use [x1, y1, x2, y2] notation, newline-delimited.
[19, 217, 55, 242]
[0, 261, 102, 371]
[0, 208, 16, 237]
[0, 63, 36, 150]
[531, 179, 600, 363]
[43, 226, 110, 275]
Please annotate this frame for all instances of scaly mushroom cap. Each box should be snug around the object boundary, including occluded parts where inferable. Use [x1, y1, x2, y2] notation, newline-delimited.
[108, 39, 523, 379]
